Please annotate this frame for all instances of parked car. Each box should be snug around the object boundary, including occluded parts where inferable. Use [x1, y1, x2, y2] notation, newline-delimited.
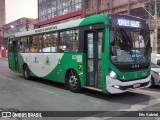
[151, 62, 160, 87]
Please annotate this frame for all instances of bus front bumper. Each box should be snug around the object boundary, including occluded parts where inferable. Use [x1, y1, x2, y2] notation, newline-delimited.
[106, 75, 151, 94]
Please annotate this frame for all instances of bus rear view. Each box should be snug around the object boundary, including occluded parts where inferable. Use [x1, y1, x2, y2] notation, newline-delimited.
[106, 14, 151, 93]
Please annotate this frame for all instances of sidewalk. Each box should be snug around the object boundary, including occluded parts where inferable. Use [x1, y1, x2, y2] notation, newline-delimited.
[0, 52, 8, 61]
[0, 57, 8, 61]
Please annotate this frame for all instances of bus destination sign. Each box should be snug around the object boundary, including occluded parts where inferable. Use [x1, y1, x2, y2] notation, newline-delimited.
[117, 18, 141, 28]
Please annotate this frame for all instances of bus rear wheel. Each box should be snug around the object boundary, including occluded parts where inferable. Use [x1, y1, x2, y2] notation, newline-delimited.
[66, 70, 82, 92]
[23, 65, 31, 80]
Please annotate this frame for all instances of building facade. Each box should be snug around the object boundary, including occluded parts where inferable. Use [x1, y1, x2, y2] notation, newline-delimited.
[2, 17, 37, 48]
[38, 0, 83, 26]
[3, 18, 37, 37]
[38, 0, 160, 53]
[0, 0, 5, 27]
[0, 0, 6, 46]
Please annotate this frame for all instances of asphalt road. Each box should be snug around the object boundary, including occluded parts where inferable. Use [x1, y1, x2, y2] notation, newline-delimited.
[0, 59, 160, 120]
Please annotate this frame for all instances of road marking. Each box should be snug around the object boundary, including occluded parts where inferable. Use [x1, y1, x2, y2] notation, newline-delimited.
[36, 87, 55, 94]
[19, 82, 30, 86]
[132, 88, 160, 95]
[0, 74, 55, 94]
[0, 75, 17, 82]
[117, 98, 160, 111]
[78, 98, 160, 120]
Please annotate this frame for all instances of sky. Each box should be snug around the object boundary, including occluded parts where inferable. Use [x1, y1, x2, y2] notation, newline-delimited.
[5, 0, 38, 24]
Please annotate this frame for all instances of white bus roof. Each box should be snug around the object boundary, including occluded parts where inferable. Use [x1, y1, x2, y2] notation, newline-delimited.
[15, 19, 84, 37]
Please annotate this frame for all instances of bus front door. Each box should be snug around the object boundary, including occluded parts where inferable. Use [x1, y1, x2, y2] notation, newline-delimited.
[85, 30, 103, 89]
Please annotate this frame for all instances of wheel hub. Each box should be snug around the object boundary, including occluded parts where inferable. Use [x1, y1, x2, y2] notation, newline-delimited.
[69, 76, 77, 87]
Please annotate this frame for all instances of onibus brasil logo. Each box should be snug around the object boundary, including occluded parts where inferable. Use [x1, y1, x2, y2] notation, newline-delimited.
[1, 111, 42, 118]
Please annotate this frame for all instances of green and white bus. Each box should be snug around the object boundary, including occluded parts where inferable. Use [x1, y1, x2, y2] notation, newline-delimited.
[8, 14, 151, 94]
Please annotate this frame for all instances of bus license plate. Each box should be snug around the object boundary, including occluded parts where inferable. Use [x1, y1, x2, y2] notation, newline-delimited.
[133, 83, 140, 88]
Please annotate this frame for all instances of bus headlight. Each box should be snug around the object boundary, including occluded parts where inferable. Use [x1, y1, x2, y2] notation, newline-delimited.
[109, 71, 117, 79]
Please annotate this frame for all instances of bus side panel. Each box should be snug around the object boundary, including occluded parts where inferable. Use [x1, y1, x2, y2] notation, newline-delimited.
[8, 52, 17, 72]
[42, 53, 85, 87]
[21, 53, 59, 80]
[17, 53, 25, 74]
[101, 52, 107, 93]
[56, 53, 85, 86]
[101, 28, 110, 93]
[18, 53, 85, 87]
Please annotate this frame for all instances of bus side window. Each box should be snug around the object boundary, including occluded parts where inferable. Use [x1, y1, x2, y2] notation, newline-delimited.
[42, 32, 58, 53]
[51, 32, 58, 52]
[59, 29, 78, 53]
[42, 34, 50, 52]
[8, 39, 14, 52]
[19, 37, 29, 53]
[30, 35, 40, 53]
[30, 39, 37, 53]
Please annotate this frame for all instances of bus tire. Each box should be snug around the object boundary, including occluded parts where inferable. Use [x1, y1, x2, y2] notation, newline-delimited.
[66, 69, 82, 92]
[150, 76, 155, 87]
[23, 65, 31, 80]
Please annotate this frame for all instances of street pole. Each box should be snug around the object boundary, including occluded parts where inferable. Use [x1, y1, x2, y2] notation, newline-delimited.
[128, 0, 131, 15]
[0, 27, 5, 47]
[2, 27, 5, 48]
[154, 0, 157, 53]
[109, 0, 113, 14]
[82, 0, 85, 18]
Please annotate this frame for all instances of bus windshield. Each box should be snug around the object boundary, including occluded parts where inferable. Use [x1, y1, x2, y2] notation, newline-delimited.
[110, 28, 150, 66]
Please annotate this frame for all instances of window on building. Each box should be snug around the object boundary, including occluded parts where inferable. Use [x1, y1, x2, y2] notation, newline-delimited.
[38, 0, 82, 22]
[157, 29, 160, 51]
[86, 0, 95, 9]
[75, 3, 82, 11]
[158, 29, 160, 39]
[157, 2, 160, 17]
[131, 8, 148, 19]
[48, 14, 52, 19]
[157, 48, 160, 54]
[39, 0, 42, 4]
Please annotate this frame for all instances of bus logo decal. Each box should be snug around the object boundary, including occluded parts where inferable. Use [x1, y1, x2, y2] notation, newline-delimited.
[72, 55, 82, 62]
[33, 57, 38, 63]
[45, 56, 50, 65]
[78, 64, 82, 70]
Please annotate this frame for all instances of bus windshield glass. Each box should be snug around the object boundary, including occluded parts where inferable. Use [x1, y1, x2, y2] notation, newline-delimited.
[110, 28, 150, 65]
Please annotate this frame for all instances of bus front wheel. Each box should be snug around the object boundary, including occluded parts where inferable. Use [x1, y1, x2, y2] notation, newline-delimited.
[150, 76, 155, 87]
[66, 70, 82, 92]
[23, 65, 31, 80]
